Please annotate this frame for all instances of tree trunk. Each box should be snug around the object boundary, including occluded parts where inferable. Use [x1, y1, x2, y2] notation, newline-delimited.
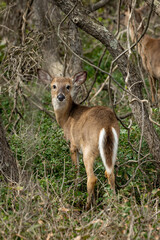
[0, 117, 19, 183]
[52, 0, 160, 164]
[33, 0, 63, 76]
[32, 0, 83, 77]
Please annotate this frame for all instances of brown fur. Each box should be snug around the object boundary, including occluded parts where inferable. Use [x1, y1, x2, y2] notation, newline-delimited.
[124, 8, 160, 105]
[38, 70, 120, 209]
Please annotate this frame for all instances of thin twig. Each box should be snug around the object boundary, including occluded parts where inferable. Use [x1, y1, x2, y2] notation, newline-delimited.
[80, 47, 107, 104]
[114, 0, 122, 37]
[149, 115, 160, 127]
[21, 0, 34, 44]
[118, 159, 158, 189]
[24, 95, 55, 121]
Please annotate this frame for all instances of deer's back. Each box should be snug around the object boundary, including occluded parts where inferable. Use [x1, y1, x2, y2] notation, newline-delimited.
[141, 36, 160, 78]
[64, 104, 119, 154]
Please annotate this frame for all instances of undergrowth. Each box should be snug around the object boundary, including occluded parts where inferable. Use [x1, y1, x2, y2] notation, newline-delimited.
[1, 85, 160, 239]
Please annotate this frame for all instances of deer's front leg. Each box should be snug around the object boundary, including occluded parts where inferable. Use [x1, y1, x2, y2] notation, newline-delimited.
[70, 145, 79, 168]
[70, 145, 80, 184]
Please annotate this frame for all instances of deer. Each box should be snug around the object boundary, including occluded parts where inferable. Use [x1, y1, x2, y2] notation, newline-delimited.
[123, 6, 160, 106]
[38, 69, 120, 210]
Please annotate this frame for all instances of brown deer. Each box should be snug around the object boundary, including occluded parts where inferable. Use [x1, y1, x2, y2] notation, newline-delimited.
[38, 69, 120, 210]
[124, 7, 160, 105]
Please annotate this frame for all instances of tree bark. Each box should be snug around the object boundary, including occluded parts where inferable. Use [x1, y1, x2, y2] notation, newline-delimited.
[146, 0, 160, 16]
[67, 21, 83, 76]
[52, 0, 160, 163]
[33, 0, 83, 77]
[1, 0, 29, 43]
[0, 117, 19, 183]
[33, 0, 63, 76]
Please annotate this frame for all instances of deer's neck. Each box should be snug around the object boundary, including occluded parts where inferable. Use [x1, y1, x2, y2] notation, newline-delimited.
[54, 99, 74, 128]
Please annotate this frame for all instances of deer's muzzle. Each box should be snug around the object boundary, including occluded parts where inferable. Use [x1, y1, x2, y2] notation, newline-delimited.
[57, 93, 65, 102]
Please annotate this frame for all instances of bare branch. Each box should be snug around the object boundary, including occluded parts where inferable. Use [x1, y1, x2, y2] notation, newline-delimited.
[88, 0, 110, 12]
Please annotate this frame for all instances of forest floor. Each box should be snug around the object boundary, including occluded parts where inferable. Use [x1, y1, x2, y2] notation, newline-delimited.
[0, 109, 160, 240]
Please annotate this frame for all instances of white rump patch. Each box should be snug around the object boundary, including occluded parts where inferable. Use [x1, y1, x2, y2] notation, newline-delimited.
[99, 128, 112, 174]
[111, 127, 119, 167]
[99, 127, 119, 175]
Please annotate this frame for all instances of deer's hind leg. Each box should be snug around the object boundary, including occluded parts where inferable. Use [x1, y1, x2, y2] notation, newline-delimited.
[83, 150, 97, 210]
[105, 170, 115, 194]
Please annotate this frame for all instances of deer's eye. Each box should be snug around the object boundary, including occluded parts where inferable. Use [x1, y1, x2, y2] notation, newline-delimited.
[53, 85, 56, 89]
[66, 85, 70, 91]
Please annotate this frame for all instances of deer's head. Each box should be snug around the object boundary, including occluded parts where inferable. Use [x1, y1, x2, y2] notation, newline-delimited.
[38, 69, 87, 110]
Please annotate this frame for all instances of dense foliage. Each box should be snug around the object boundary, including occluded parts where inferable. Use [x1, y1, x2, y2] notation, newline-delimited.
[0, 0, 160, 239]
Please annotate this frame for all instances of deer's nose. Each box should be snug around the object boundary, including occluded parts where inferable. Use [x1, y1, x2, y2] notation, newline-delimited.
[57, 93, 65, 102]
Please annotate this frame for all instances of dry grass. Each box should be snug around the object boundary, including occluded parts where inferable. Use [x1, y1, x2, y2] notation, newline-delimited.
[0, 172, 160, 240]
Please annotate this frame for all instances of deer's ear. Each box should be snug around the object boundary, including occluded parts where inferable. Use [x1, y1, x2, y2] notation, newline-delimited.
[37, 69, 52, 84]
[73, 71, 87, 86]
